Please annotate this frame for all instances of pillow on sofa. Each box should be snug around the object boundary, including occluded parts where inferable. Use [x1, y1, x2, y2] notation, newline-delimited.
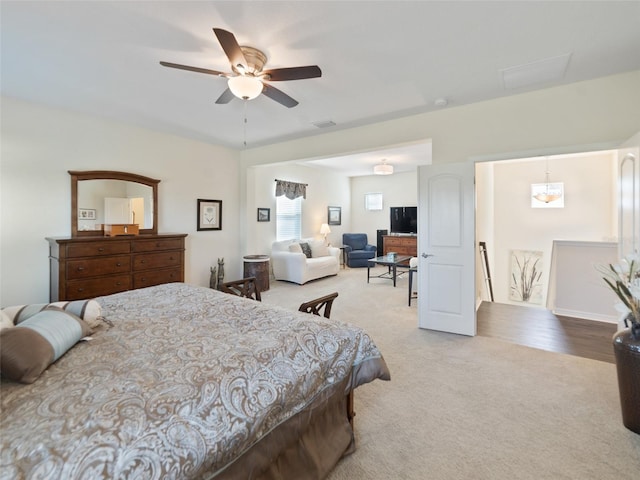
[299, 242, 313, 258]
[310, 241, 330, 258]
[0, 307, 92, 384]
[288, 243, 303, 254]
[2, 300, 103, 329]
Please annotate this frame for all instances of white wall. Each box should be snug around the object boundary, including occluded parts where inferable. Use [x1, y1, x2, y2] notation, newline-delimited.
[0, 97, 241, 306]
[244, 163, 351, 255]
[481, 152, 617, 307]
[240, 71, 640, 171]
[350, 171, 418, 247]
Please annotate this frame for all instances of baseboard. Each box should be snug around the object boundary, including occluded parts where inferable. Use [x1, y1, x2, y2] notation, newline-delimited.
[552, 308, 618, 324]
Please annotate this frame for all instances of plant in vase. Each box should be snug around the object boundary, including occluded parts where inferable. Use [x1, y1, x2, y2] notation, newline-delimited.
[600, 254, 640, 434]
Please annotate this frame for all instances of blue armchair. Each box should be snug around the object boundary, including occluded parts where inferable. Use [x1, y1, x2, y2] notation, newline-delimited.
[342, 233, 377, 267]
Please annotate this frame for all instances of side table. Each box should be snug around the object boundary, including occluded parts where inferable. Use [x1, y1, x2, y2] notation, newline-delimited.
[243, 255, 270, 292]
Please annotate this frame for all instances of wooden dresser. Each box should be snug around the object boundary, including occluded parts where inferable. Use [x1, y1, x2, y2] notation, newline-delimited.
[46, 234, 187, 301]
[382, 235, 418, 257]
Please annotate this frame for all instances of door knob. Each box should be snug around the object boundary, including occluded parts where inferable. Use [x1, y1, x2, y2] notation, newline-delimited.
[421, 253, 434, 258]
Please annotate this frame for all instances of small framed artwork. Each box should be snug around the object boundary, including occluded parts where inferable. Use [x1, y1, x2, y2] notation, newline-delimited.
[79, 208, 96, 220]
[365, 193, 383, 211]
[197, 199, 222, 231]
[328, 206, 341, 225]
[257, 208, 270, 222]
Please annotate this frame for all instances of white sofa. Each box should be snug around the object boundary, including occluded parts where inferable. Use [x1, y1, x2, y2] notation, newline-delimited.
[271, 238, 340, 284]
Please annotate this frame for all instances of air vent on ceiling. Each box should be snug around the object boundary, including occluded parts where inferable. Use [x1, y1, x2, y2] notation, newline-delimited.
[312, 120, 336, 129]
[500, 53, 572, 90]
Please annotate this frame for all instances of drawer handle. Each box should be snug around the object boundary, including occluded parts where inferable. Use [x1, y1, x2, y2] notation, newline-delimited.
[77, 288, 84, 292]
[140, 260, 145, 264]
[141, 277, 146, 281]
[169, 256, 174, 260]
[116, 263, 122, 267]
[98, 247, 105, 252]
[115, 282, 121, 286]
[156, 243, 161, 247]
[77, 266, 85, 271]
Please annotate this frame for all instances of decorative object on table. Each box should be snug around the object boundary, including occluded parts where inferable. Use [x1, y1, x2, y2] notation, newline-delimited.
[216, 258, 225, 290]
[103, 224, 139, 236]
[328, 206, 341, 225]
[197, 199, 222, 231]
[78, 208, 96, 220]
[600, 254, 640, 434]
[257, 208, 270, 222]
[509, 250, 543, 304]
[320, 223, 331, 245]
[209, 266, 217, 290]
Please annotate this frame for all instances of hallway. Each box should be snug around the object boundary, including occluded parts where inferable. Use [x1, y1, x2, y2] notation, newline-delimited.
[477, 301, 617, 364]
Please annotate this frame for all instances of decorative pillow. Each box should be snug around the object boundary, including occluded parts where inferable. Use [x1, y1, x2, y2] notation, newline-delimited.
[0, 310, 13, 331]
[0, 308, 92, 384]
[288, 243, 303, 254]
[299, 242, 312, 258]
[2, 300, 103, 329]
[311, 243, 330, 258]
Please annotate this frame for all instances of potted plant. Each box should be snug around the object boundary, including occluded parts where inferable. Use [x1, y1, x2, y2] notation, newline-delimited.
[601, 254, 640, 434]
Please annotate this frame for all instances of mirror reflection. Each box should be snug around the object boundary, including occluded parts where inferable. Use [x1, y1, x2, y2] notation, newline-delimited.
[77, 180, 154, 232]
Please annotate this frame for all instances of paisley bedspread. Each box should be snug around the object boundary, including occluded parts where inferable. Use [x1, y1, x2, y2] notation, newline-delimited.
[1, 283, 390, 479]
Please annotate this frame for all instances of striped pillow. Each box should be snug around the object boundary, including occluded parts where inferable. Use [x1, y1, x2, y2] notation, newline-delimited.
[2, 300, 103, 329]
[0, 308, 92, 384]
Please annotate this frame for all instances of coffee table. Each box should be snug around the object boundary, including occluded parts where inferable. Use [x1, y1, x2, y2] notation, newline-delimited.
[367, 255, 412, 287]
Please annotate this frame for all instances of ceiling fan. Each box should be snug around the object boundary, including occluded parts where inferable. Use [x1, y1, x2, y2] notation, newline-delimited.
[160, 28, 322, 108]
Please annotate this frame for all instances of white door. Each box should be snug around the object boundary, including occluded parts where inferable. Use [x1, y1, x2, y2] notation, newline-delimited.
[618, 131, 640, 257]
[417, 162, 476, 336]
[104, 197, 131, 224]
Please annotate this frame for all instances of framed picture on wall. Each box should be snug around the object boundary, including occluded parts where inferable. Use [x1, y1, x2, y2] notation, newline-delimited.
[197, 199, 222, 231]
[328, 206, 341, 225]
[257, 208, 270, 222]
[78, 208, 96, 220]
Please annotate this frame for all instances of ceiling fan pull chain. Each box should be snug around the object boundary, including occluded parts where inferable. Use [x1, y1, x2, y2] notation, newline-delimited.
[243, 99, 248, 148]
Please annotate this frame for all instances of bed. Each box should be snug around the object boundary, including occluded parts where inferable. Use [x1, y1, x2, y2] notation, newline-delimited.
[0, 283, 390, 479]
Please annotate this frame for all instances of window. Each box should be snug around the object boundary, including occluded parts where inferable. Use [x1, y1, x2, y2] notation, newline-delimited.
[276, 195, 302, 241]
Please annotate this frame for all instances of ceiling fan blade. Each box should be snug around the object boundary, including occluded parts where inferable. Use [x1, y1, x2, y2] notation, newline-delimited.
[262, 84, 299, 108]
[262, 66, 322, 81]
[159, 61, 227, 77]
[213, 28, 248, 72]
[215, 88, 235, 104]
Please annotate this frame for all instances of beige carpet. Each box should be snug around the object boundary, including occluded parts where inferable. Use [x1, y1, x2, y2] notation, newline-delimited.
[261, 266, 640, 480]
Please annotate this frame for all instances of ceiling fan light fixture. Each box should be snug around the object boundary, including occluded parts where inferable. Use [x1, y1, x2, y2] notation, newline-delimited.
[228, 75, 263, 100]
[373, 160, 393, 175]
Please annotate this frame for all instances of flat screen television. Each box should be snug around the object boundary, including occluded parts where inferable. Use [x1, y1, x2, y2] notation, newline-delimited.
[390, 206, 418, 234]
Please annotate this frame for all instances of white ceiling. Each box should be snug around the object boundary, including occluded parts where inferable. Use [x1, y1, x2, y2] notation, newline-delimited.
[2, 1, 639, 176]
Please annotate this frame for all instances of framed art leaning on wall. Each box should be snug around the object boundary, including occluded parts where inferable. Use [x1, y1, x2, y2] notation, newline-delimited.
[197, 199, 222, 231]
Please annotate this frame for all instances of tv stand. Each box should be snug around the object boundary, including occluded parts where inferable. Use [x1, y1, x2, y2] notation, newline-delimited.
[383, 235, 417, 257]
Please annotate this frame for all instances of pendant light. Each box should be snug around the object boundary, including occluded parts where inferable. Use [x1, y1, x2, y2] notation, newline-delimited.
[533, 157, 561, 203]
[374, 159, 393, 175]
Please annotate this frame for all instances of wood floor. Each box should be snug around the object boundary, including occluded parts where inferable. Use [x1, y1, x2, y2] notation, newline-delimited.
[477, 302, 618, 364]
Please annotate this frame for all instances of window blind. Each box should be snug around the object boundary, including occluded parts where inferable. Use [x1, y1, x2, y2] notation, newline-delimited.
[276, 195, 302, 241]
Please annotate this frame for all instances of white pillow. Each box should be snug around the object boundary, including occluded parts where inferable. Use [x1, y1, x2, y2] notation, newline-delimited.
[2, 300, 104, 329]
[288, 243, 303, 254]
[311, 243, 330, 258]
[0, 310, 13, 331]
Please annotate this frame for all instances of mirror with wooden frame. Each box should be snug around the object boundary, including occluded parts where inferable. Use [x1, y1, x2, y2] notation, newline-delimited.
[70, 170, 159, 237]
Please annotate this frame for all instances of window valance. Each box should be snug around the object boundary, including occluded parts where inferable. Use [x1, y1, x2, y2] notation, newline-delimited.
[275, 179, 307, 200]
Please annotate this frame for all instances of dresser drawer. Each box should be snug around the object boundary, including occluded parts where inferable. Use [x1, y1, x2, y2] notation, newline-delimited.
[133, 251, 182, 271]
[67, 256, 131, 280]
[133, 238, 184, 253]
[133, 268, 182, 289]
[66, 241, 131, 258]
[65, 275, 131, 300]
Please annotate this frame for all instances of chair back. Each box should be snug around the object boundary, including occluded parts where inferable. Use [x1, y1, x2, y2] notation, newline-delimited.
[342, 233, 368, 250]
[298, 292, 339, 319]
[220, 277, 261, 301]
